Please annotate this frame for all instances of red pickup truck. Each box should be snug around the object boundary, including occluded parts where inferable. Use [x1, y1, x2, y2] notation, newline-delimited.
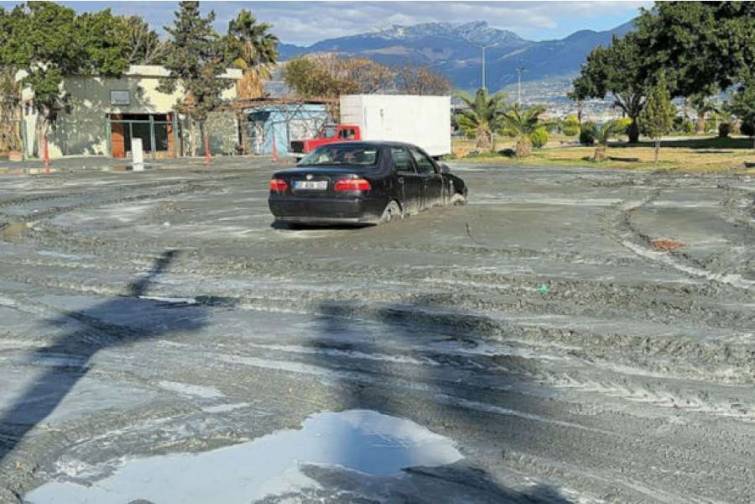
[289, 124, 361, 157]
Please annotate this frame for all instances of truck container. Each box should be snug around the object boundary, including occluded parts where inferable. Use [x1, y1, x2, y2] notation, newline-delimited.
[339, 94, 451, 157]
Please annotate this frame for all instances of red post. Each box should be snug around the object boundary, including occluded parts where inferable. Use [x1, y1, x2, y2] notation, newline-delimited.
[204, 132, 211, 167]
[43, 134, 50, 174]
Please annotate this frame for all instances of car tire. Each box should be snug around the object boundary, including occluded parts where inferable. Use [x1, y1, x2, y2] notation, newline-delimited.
[273, 220, 303, 230]
[379, 200, 402, 224]
[450, 192, 467, 206]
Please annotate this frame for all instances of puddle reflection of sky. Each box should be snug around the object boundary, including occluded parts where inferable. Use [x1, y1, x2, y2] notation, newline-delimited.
[26, 409, 462, 503]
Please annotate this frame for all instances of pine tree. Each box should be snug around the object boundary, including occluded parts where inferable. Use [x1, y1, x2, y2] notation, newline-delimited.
[159, 1, 231, 157]
[641, 73, 675, 165]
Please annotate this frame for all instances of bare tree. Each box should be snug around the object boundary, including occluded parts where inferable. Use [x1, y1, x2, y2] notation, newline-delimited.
[396, 65, 452, 95]
[284, 54, 395, 98]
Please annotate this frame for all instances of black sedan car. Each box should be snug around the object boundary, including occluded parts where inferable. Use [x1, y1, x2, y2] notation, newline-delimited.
[268, 141, 467, 225]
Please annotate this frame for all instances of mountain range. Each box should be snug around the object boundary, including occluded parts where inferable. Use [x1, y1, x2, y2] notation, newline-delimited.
[278, 20, 634, 91]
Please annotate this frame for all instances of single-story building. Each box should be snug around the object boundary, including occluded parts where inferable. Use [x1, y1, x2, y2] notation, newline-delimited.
[236, 98, 335, 156]
[19, 65, 242, 160]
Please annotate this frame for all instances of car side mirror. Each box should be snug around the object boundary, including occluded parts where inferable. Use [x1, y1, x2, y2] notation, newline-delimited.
[438, 163, 450, 174]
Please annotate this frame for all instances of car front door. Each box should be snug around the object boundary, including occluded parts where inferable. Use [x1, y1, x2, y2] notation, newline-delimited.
[390, 146, 423, 214]
[410, 146, 443, 208]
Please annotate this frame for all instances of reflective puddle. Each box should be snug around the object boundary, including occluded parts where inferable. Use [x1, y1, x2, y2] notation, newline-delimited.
[25, 409, 462, 503]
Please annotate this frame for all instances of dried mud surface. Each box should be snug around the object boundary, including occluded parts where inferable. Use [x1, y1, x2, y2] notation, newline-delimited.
[0, 162, 753, 503]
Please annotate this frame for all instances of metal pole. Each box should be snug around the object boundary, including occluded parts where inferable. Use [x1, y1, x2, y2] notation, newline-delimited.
[149, 114, 156, 160]
[516, 66, 525, 106]
[482, 46, 486, 91]
[172, 113, 179, 157]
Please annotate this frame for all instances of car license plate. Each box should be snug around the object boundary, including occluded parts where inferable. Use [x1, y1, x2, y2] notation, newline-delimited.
[294, 180, 327, 190]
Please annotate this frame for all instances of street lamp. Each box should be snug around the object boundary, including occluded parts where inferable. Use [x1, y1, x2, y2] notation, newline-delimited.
[516, 66, 526, 105]
[476, 44, 496, 91]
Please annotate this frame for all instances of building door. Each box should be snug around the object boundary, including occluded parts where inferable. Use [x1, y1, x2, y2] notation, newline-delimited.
[111, 114, 126, 158]
[109, 113, 176, 159]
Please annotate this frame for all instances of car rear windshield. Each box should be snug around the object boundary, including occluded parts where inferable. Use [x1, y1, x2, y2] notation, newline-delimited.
[299, 144, 379, 166]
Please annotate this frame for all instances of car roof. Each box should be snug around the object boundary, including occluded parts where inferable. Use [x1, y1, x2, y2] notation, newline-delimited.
[313, 140, 420, 150]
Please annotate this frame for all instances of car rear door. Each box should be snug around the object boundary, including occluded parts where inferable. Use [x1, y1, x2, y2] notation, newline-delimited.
[409, 146, 443, 208]
[390, 146, 423, 214]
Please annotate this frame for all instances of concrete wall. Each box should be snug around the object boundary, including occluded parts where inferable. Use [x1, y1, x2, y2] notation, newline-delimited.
[24, 66, 240, 159]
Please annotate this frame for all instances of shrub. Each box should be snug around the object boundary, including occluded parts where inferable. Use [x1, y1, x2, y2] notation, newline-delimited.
[579, 121, 597, 145]
[673, 116, 695, 134]
[718, 122, 731, 138]
[740, 121, 755, 137]
[530, 127, 549, 148]
[562, 115, 580, 137]
[465, 150, 500, 159]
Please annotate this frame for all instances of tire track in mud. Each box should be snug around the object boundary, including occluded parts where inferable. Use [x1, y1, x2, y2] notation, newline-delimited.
[605, 187, 755, 290]
[0, 175, 246, 226]
[203, 332, 755, 424]
[3, 262, 752, 428]
[718, 180, 755, 231]
[1, 254, 752, 387]
[155, 337, 753, 503]
[2, 167, 753, 503]
[5, 240, 750, 331]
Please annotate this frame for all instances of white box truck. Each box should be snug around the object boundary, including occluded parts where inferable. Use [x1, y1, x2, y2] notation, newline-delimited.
[289, 94, 452, 158]
[340, 94, 451, 157]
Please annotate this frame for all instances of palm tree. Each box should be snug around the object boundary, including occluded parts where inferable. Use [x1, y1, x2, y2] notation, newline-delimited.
[455, 89, 508, 152]
[689, 93, 719, 135]
[500, 104, 546, 157]
[226, 10, 279, 99]
[593, 118, 631, 161]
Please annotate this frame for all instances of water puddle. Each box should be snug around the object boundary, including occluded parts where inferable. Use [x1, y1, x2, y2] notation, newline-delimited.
[25, 409, 462, 503]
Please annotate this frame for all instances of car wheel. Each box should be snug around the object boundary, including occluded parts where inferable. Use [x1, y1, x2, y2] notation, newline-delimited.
[379, 200, 402, 224]
[273, 220, 303, 230]
[450, 192, 467, 206]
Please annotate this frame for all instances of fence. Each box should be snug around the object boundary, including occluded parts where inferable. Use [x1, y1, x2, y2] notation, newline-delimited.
[243, 102, 333, 156]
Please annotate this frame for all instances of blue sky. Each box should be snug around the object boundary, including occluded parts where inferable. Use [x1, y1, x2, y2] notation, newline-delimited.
[1, 1, 650, 45]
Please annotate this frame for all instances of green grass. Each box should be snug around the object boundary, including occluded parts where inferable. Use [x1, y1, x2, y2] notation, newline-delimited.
[453, 135, 755, 174]
[617, 136, 755, 150]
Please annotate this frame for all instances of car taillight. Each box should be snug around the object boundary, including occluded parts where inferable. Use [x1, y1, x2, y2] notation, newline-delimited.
[269, 179, 288, 192]
[334, 178, 371, 192]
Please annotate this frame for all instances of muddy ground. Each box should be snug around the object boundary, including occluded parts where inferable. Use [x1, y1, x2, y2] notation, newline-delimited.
[0, 159, 753, 503]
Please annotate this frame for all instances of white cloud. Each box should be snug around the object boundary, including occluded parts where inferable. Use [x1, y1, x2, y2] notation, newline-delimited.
[6, 1, 650, 45]
[236, 1, 650, 45]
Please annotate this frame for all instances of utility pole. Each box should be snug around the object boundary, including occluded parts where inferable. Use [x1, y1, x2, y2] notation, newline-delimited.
[516, 66, 526, 106]
[477, 44, 495, 90]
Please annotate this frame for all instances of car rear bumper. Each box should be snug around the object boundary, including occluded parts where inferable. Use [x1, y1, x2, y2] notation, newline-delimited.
[269, 195, 386, 224]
